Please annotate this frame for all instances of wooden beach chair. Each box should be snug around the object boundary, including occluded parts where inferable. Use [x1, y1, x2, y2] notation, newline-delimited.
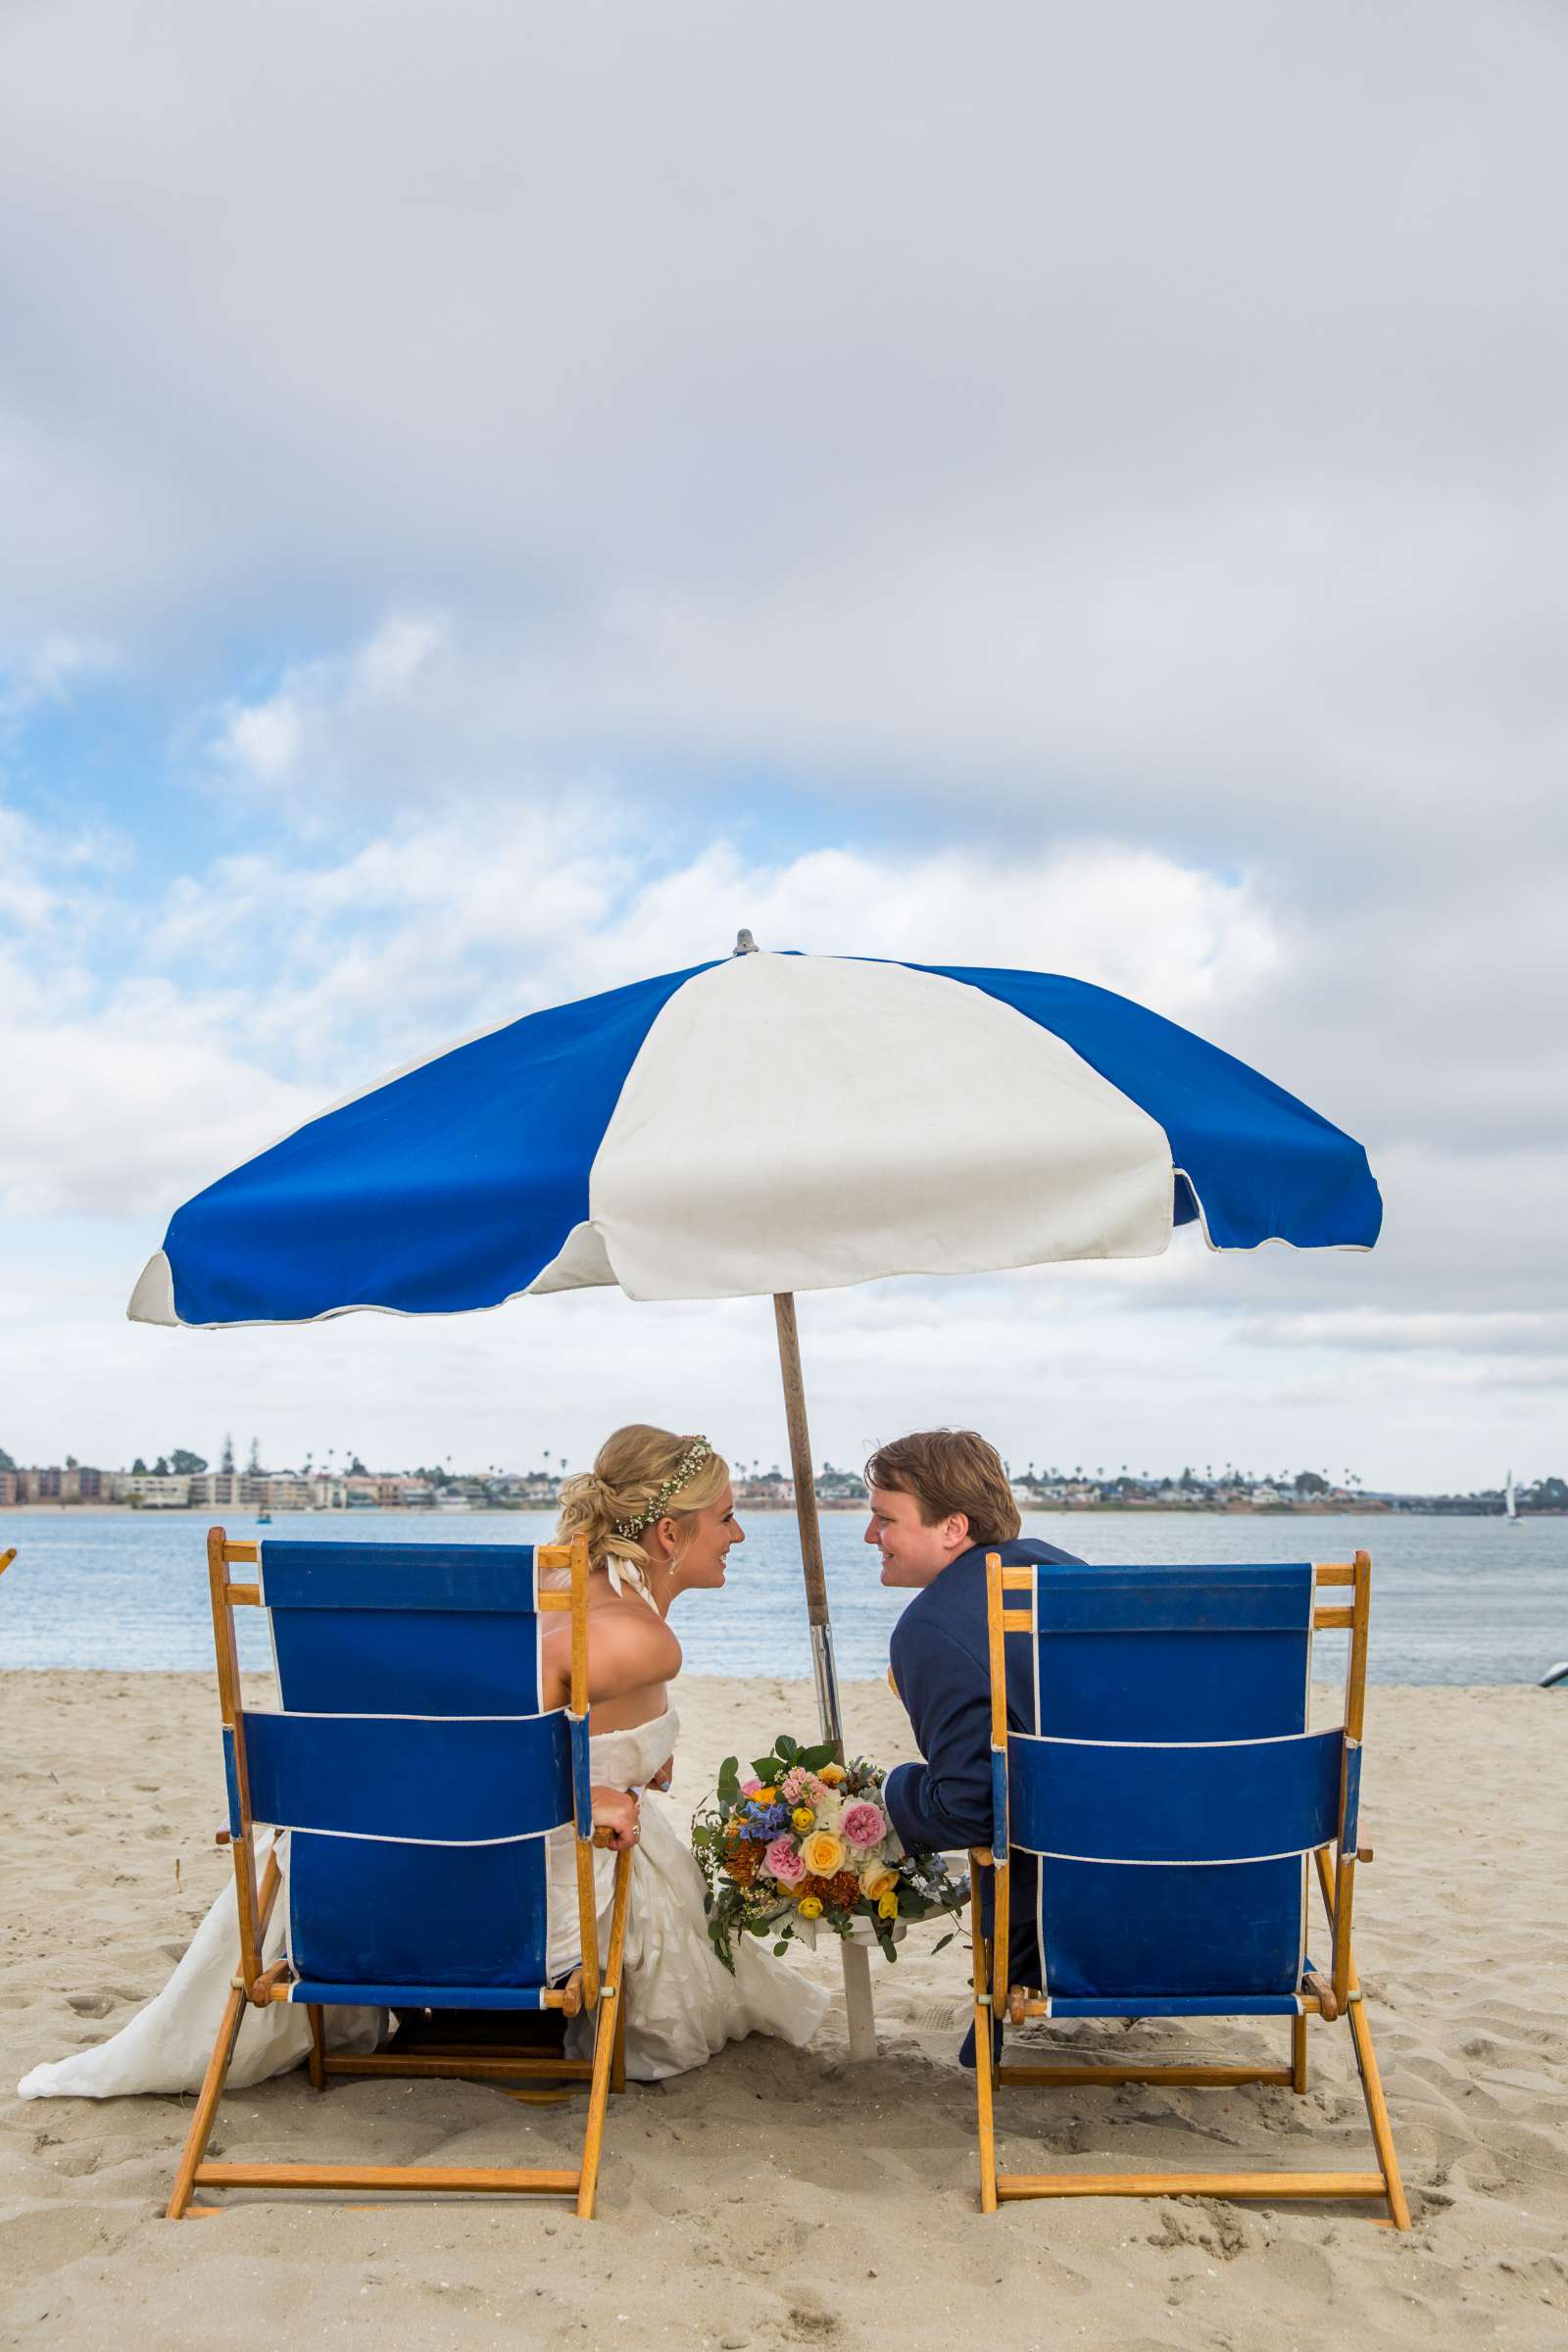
[0, 1547, 15, 1578]
[168, 1528, 630, 2220]
[969, 1547, 1408, 2227]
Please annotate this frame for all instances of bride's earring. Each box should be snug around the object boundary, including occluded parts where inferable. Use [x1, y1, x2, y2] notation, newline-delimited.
[654, 1522, 684, 1607]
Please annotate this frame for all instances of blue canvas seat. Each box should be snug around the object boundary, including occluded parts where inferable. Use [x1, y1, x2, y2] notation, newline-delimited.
[969, 1549, 1408, 2226]
[169, 1529, 630, 2220]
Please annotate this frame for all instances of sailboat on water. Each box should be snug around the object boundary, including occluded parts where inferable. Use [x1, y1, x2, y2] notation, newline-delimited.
[1505, 1468, 1518, 1525]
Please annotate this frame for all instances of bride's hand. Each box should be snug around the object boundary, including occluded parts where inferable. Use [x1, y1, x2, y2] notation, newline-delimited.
[590, 1787, 641, 1849]
[647, 1758, 674, 1792]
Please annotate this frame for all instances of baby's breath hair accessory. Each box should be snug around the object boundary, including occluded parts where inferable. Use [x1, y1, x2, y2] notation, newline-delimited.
[614, 1436, 714, 1541]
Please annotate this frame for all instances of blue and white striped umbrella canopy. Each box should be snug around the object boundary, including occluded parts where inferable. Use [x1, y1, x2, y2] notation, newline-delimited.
[128, 951, 1380, 1327]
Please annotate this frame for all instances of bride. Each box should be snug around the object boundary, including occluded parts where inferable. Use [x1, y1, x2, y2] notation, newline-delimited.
[541, 1424, 828, 2077]
[20, 1424, 827, 2100]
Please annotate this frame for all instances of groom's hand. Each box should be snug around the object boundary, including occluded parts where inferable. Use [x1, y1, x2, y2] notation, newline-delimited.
[590, 1787, 642, 1849]
[647, 1758, 674, 1792]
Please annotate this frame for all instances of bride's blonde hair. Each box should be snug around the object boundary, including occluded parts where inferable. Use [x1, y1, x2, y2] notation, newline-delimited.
[554, 1424, 731, 1605]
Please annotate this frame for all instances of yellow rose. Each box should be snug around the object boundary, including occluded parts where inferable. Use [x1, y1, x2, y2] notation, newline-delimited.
[800, 1831, 847, 1878]
[877, 1891, 899, 1920]
[791, 1806, 815, 1833]
[817, 1764, 847, 1787]
[860, 1865, 897, 1901]
[797, 1894, 824, 1919]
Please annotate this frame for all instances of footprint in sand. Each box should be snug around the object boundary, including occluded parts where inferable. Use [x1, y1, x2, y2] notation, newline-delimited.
[67, 1988, 141, 2017]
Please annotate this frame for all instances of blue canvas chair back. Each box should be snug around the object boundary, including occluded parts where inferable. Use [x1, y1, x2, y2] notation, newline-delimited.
[231, 1541, 590, 2006]
[1004, 1562, 1348, 2015]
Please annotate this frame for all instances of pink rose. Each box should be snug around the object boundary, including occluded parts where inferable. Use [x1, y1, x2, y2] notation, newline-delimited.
[764, 1836, 807, 1885]
[841, 1801, 887, 1848]
[739, 1775, 761, 1794]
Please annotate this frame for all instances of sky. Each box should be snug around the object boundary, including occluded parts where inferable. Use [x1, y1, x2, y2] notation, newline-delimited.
[2, 1, 1563, 1493]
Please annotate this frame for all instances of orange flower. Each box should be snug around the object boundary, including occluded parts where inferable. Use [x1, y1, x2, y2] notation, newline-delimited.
[725, 1840, 760, 1886]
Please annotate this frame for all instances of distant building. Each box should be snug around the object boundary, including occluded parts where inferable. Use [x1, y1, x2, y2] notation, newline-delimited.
[122, 1472, 192, 1508]
[257, 1474, 314, 1512]
[734, 1477, 794, 1507]
[12, 1464, 108, 1503]
[335, 1474, 434, 1508]
[188, 1472, 242, 1509]
[378, 1475, 434, 1507]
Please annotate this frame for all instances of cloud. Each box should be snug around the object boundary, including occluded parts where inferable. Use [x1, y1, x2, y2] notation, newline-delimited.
[0, 1007, 313, 1219]
[2, 2, 1564, 875]
[209, 612, 451, 808]
[146, 774, 1287, 1083]
[0, 633, 118, 729]
[0, 6, 1561, 1485]
[0, 770, 1285, 1245]
[1240, 1306, 1568, 1361]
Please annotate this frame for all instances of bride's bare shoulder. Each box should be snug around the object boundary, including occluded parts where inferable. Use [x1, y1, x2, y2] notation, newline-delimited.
[541, 1596, 681, 1700]
[587, 1600, 682, 1689]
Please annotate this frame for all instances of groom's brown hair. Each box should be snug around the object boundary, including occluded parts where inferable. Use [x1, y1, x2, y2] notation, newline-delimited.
[863, 1430, 1021, 1547]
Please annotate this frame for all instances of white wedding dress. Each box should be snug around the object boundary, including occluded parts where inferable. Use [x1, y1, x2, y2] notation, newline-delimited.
[552, 1709, 828, 2080]
[19, 1704, 827, 2099]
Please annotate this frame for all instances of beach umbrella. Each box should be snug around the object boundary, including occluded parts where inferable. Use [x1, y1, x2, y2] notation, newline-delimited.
[129, 938, 1380, 2052]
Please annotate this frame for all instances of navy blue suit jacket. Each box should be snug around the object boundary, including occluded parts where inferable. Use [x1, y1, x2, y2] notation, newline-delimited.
[883, 1535, 1083, 1995]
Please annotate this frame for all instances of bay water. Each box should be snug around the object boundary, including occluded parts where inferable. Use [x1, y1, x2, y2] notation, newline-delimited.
[1, 1508, 1563, 1685]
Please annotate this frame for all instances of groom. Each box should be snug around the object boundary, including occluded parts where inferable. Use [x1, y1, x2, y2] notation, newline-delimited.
[868, 1429, 1082, 2067]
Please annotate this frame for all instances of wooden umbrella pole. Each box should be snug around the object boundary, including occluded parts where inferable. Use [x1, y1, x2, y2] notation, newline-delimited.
[772, 1294, 843, 1746]
[772, 1293, 877, 2063]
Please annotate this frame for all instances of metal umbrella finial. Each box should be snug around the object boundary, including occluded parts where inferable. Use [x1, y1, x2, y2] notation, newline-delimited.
[732, 929, 759, 956]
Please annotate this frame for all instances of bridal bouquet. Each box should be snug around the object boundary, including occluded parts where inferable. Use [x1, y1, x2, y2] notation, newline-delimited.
[691, 1731, 967, 1970]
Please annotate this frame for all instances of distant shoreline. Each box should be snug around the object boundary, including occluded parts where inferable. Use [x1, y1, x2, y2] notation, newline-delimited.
[3, 1499, 1558, 1520]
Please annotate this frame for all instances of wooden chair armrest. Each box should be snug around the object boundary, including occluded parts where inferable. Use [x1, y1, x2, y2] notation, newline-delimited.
[1303, 1970, 1340, 2021]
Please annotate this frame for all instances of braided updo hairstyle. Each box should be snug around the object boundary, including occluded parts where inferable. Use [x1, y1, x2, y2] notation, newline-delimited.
[555, 1424, 731, 1602]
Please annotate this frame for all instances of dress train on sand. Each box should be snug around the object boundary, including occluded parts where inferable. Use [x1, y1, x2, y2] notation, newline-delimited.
[17, 1835, 382, 2099]
[20, 1707, 827, 2097]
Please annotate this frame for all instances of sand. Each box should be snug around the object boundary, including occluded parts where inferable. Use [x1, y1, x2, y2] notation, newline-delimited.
[2, 1672, 1564, 2351]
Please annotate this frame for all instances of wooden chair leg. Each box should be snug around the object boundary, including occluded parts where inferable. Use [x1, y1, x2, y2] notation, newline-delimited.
[1348, 1996, 1410, 2228]
[576, 1848, 632, 2221]
[1313, 1847, 1408, 2229]
[611, 1972, 627, 2096]
[307, 2003, 327, 2092]
[1291, 2012, 1308, 2094]
[970, 1884, 999, 2215]
[168, 1982, 247, 2219]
